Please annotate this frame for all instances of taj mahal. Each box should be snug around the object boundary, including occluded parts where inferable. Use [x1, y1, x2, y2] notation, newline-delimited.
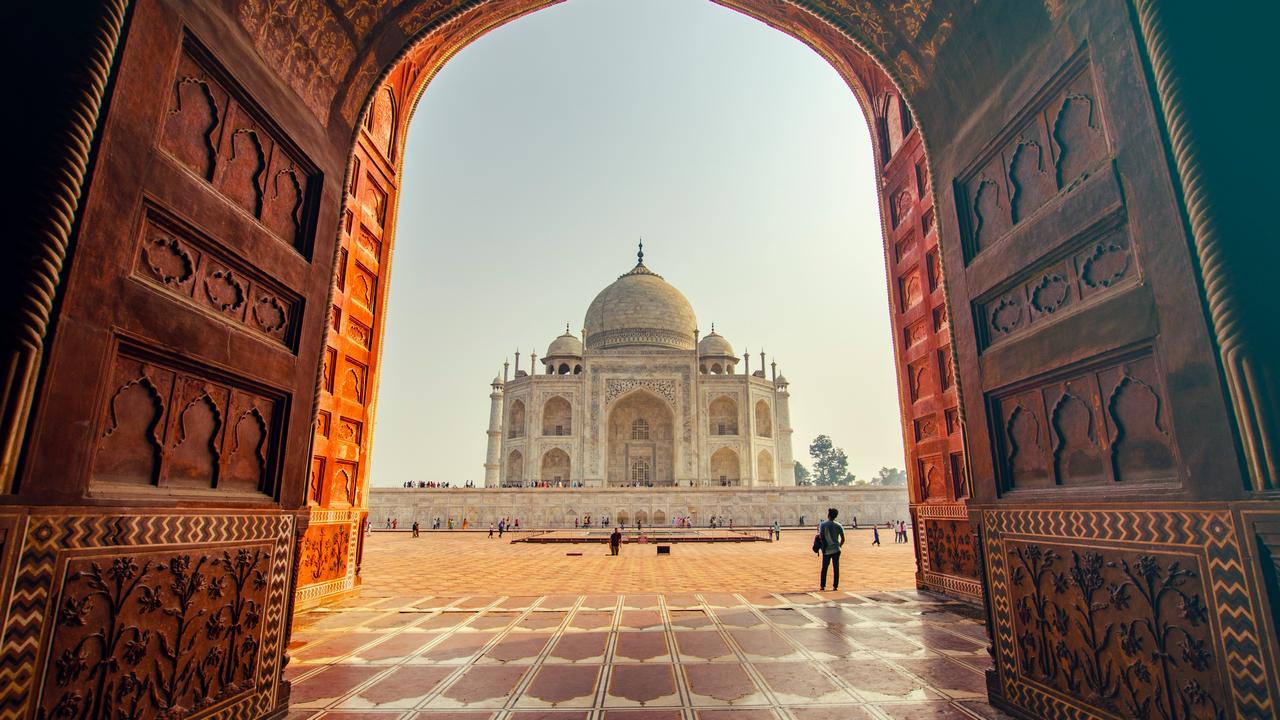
[484, 244, 796, 488]
[370, 244, 906, 532]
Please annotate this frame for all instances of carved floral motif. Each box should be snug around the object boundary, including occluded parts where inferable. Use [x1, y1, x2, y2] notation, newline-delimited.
[1008, 544, 1224, 719]
[924, 519, 977, 578]
[39, 547, 271, 720]
[605, 379, 677, 407]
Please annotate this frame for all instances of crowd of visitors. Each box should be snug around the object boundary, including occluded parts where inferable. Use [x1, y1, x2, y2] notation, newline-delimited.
[501, 480, 585, 489]
[401, 480, 477, 488]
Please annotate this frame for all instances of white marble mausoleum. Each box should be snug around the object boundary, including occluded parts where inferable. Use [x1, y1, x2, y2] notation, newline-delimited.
[485, 245, 796, 489]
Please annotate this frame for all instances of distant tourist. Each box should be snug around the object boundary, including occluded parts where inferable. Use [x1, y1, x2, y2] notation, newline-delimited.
[772, 520, 781, 541]
[498, 519, 505, 538]
[488, 522, 495, 539]
[610, 527, 623, 556]
[818, 508, 845, 591]
[872, 525, 881, 546]
[412, 521, 420, 538]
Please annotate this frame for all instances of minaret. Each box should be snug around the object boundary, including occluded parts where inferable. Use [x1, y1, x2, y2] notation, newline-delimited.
[775, 371, 795, 485]
[744, 348, 750, 375]
[771, 358, 777, 382]
[484, 375, 504, 487]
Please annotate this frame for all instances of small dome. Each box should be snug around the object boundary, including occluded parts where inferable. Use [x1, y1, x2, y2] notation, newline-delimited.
[584, 244, 697, 351]
[775, 374, 788, 385]
[546, 329, 583, 358]
[698, 330, 735, 357]
[492, 375, 503, 385]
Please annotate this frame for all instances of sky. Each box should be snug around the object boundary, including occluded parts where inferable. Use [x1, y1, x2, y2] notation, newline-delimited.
[369, 0, 905, 485]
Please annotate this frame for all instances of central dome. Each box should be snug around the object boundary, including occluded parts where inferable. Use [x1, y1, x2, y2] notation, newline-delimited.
[584, 254, 697, 351]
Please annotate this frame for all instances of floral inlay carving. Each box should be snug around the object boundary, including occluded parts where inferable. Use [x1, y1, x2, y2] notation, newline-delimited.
[41, 548, 270, 719]
[1009, 544, 1224, 719]
[605, 379, 676, 407]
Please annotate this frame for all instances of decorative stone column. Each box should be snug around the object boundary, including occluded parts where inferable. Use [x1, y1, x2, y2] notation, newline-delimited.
[776, 378, 795, 485]
[484, 376, 504, 487]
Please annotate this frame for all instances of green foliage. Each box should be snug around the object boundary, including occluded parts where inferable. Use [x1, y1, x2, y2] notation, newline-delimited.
[793, 461, 811, 486]
[873, 466, 907, 486]
[809, 435, 850, 486]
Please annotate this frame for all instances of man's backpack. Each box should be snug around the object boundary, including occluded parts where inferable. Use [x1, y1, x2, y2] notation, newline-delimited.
[812, 532, 824, 554]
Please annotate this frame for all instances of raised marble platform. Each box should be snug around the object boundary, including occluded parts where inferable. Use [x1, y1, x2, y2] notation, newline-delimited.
[369, 486, 908, 530]
[515, 529, 769, 544]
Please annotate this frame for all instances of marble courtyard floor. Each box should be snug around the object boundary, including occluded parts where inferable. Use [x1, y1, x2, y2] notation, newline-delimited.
[287, 531, 1011, 720]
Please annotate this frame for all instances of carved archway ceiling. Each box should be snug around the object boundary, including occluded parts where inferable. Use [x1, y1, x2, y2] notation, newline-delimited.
[235, 0, 974, 132]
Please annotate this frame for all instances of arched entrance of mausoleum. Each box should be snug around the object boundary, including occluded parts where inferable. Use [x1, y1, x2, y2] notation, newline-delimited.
[8, 2, 1277, 719]
[606, 390, 676, 487]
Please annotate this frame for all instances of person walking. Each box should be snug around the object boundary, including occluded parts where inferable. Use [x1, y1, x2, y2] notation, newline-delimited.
[772, 520, 781, 541]
[412, 520, 420, 538]
[818, 508, 845, 591]
[488, 522, 495, 539]
[610, 527, 622, 556]
[872, 524, 881, 546]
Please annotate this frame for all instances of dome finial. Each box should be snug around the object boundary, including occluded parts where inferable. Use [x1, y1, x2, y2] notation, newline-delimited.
[637, 238, 644, 265]
[710, 322, 715, 333]
[565, 322, 571, 334]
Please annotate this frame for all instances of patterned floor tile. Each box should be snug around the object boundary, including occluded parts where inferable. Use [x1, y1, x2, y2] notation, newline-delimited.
[752, 662, 854, 704]
[518, 665, 602, 707]
[673, 631, 735, 662]
[605, 664, 680, 706]
[292, 666, 385, 707]
[338, 666, 455, 708]
[682, 663, 768, 705]
[433, 665, 529, 708]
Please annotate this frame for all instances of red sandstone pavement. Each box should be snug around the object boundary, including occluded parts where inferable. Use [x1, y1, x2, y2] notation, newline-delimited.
[287, 533, 1012, 719]
[358, 530, 917, 595]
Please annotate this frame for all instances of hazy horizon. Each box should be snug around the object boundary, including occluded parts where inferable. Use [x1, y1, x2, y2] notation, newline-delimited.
[369, 0, 906, 486]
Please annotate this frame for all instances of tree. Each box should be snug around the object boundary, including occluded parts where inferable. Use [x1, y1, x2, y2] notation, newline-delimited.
[873, 466, 907, 486]
[809, 435, 850, 486]
[793, 461, 811, 486]
[843, 472, 858, 485]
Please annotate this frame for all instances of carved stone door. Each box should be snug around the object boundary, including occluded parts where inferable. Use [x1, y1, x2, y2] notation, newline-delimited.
[0, 1, 343, 716]
[927, 3, 1278, 717]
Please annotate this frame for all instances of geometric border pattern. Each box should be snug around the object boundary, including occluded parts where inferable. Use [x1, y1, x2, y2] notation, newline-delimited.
[294, 508, 362, 609]
[981, 505, 1274, 719]
[0, 509, 294, 720]
[916, 502, 982, 601]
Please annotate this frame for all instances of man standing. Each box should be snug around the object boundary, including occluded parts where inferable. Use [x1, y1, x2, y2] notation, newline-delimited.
[819, 508, 845, 591]
[610, 527, 623, 556]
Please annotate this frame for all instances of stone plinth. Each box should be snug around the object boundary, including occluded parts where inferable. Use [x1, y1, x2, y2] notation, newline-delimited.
[369, 486, 908, 529]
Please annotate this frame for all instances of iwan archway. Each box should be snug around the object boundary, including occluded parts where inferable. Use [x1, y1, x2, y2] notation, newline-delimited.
[6, 2, 1278, 720]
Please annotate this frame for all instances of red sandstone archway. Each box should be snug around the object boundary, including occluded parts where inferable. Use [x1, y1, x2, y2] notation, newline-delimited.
[303, 0, 974, 612]
[8, 3, 1275, 720]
